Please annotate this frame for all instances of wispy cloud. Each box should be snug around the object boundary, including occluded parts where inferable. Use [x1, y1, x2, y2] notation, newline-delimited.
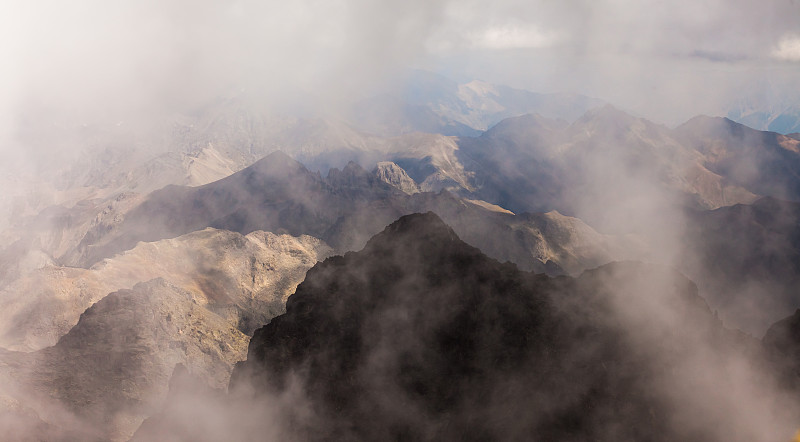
[470, 25, 560, 49]
[773, 34, 800, 62]
[689, 50, 749, 63]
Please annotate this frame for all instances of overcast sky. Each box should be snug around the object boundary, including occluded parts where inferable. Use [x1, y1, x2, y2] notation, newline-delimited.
[1, 0, 798, 138]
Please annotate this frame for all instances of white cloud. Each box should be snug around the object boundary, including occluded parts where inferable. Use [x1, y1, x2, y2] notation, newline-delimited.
[772, 34, 800, 62]
[471, 25, 560, 49]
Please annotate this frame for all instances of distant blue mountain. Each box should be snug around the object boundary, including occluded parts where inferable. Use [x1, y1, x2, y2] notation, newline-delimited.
[347, 70, 605, 136]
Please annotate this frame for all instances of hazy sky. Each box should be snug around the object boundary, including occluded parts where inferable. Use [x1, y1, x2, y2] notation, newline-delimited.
[1, 0, 798, 136]
[422, 0, 800, 123]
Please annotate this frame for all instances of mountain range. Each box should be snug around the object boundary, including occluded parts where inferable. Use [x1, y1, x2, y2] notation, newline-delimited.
[3, 71, 800, 440]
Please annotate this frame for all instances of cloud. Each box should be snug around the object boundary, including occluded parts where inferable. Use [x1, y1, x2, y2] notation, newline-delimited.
[689, 50, 748, 63]
[415, 0, 800, 125]
[470, 25, 560, 50]
[0, 0, 798, 150]
[773, 34, 800, 62]
[0, 0, 448, 127]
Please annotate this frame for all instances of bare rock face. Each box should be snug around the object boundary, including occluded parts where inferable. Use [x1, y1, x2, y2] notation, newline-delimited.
[0, 279, 247, 440]
[40, 279, 247, 439]
[373, 161, 420, 194]
[0, 225, 329, 441]
[0, 228, 330, 440]
[503, 210, 644, 276]
[0, 228, 332, 351]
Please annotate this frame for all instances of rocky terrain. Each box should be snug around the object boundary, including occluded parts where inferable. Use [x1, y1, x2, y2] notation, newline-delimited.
[1, 279, 249, 440]
[0, 226, 331, 440]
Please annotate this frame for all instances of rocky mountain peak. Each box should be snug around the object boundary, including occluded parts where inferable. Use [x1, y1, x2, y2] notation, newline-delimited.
[325, 161, 375, 188]
[763, 308, 800, 357]
[243, 150, 306, 177]
[675, 115, 750, 140]
[361, 211, 462, 253]
[572, 104, 648, 136]
[482, 112, 561, 140]
[373, 161, 419, 194]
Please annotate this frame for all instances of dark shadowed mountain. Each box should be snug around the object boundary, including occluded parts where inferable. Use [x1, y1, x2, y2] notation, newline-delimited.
[764, 309, 800, 367]
[682, 197, 800, 335]
[222, 213, 793, 442]
[761, 309, 800, 395]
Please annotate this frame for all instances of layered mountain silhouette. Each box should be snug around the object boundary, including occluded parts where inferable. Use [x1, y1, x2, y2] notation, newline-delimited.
[456, 106, 758, 229]
[55, 117, 800, 337]
[67, 151, 638, 277]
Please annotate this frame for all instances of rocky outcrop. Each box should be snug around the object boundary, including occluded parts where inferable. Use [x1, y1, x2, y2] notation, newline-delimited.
[38, 279, 246, 438]
[373, 161, 420, 194]
[0, 279, 249, 440]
